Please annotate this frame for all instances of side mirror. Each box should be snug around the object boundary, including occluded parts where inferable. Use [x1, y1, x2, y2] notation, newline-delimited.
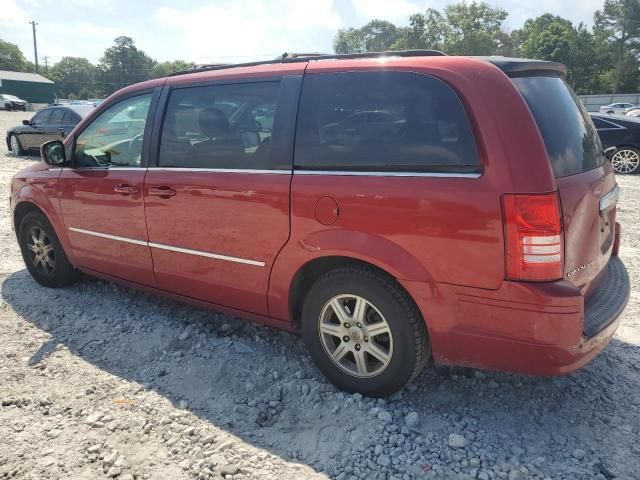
[41, 140, 67, 166]
[22, 119, 30, 126]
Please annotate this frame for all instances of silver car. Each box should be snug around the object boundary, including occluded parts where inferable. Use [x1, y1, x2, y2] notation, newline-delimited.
[0, 94, 27, 111]
[599, 102, 636, 114]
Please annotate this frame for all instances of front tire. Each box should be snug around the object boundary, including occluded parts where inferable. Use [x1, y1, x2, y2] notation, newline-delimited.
[301, 265, 429, 397]
[611, 147, 640, 174]
[9, 135, 24, 155]
[18, 211, 77, 287]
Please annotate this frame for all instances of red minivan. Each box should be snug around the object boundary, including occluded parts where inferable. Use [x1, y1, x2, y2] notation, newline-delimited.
[10, 51, 630, 396]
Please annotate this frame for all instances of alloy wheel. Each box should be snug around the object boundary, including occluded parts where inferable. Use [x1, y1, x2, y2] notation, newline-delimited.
[26, 226, 55, 274]
[611, 149, 640, 174]
[10, 135, 19, 153]
[318, 294, 393, 378]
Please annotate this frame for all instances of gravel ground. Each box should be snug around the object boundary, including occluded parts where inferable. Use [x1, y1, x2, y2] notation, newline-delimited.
[0, 109, 639, 480]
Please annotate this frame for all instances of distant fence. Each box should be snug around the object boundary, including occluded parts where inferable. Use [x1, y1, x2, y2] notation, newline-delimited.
[579, 94, 640, 112]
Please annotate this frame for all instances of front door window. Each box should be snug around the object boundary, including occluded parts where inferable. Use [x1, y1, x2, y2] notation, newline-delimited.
[74, 94, 152, 168]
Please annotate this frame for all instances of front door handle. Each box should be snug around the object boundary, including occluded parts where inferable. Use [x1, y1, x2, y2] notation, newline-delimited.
[114, 184, 139, 194]
[148, 186, 177, 197]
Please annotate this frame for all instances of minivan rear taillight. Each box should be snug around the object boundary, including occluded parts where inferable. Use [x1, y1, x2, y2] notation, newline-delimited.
[502, 193, 563, 281]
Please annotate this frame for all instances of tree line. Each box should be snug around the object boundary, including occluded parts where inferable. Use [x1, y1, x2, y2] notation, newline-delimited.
[0, 0, 638, 98]
[0, 36, 194, 99]
[334, 0, 640, 95]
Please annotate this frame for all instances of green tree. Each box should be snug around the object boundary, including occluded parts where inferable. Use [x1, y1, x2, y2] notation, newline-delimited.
[96, 36, 156, 95]
[594, 0, 640, 92]
[0, 39, 27, 71]
[334, 20, 399, 53]
[442, 2, 508, 55]
[152, 60, 195, 78]
[514, 15, 598, 93]
[50, 57, 97, 98]
[392, 9, 448, 51]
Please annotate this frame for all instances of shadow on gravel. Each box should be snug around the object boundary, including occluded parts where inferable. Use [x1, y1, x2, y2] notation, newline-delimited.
[3, 268, 640, 478]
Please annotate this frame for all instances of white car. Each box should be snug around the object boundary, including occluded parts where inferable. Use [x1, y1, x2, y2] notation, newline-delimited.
[599, 102, 636, 114]
[0, 94, 27, 111]
[625, 107, 640, 118]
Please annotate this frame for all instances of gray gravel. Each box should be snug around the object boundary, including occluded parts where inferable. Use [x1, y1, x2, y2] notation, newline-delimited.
[1, 110, 639, 479]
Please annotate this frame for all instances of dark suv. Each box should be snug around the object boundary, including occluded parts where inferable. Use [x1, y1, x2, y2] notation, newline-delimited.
[11, 51, 630, 396]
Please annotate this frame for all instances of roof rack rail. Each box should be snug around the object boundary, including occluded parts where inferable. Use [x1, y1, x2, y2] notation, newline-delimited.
[169, 49, 447, 77]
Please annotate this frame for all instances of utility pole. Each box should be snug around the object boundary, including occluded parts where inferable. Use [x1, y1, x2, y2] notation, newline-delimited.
[29, 20, 38, 74]
[43, 56, 49, 73]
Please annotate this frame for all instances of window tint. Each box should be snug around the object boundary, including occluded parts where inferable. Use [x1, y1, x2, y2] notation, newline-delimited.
[591, 118, 611, 130]
[159, 82, 280, 169]
[294, 71, 480, 172]
[512, 76, 603, 178]
[61, 111, 78, 125]
[74, 94, 152, 168]
[49, 109, 65, 125]
[31, 109, 52, 126]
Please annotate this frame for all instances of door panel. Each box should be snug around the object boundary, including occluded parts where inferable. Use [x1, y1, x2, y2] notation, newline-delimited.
[144, 170, 290, 314]
[59, 168, 155, 285]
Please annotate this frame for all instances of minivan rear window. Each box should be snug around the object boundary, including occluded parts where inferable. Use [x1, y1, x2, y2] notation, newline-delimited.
[512, 76, 604, 178]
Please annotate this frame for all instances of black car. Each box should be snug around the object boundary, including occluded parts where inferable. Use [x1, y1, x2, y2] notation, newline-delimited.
[6, 105, 95, 156]
[590, 113, 640, 174]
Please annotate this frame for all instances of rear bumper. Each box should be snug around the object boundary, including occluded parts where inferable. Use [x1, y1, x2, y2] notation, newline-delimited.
[401, 256, 630, 376]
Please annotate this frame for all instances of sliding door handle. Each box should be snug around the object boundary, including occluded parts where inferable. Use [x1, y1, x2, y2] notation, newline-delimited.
[114, 184, 139, 194]
[148, 186, 177, 197]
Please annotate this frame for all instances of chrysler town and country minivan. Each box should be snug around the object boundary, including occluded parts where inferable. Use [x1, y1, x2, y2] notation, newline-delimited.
[10, 51, 631, 396]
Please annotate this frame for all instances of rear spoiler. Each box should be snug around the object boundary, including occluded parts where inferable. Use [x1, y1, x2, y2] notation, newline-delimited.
[476, 56, 568, 78]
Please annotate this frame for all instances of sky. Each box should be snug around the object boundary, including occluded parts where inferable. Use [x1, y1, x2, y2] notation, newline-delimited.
[1, 0, 605, 66]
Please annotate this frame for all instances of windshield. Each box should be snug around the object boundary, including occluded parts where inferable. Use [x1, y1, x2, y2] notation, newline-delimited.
[512, 76, 604, 178]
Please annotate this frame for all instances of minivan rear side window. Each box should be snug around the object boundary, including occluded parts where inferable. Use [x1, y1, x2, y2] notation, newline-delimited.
[294, 71, 481, 173]
[512, 76, 604, 178]
[158, 82, 280, 170]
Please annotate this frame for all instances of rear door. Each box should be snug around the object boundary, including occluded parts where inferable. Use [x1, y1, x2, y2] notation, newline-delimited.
[143, 76, 301, 315]
[512, 75, 617, 296]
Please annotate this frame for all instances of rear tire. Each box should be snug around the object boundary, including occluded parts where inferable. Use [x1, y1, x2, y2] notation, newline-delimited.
[301, 265, 429, 397]
[18, 211, 77, 287]
[611, 147, 640, 174]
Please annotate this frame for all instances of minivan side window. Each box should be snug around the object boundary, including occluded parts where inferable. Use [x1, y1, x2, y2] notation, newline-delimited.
[158, 81, 280, 170]
[294, 71, 481, 173]
[74, 94, 152, 168]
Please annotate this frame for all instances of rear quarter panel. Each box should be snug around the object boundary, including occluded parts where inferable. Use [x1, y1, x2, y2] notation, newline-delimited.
[268, 57, 559, 322]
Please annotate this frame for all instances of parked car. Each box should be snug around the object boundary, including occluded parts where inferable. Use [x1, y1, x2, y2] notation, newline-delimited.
[590, 113, 640, 174]
[6, 104, 95, 155]
[625, 107, 640, 118]
[11, 52, 630, 396]
[0, 94, 27, 111]
[599, 102, 636, 114]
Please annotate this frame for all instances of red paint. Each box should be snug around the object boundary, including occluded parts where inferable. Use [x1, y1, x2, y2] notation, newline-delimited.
[143, 170, 290, 314]
[10, 55, 628, 378]
[58, 168, 156, 286]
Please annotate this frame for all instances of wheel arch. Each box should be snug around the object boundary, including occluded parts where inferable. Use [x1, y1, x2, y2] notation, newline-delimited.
[287, 255, 425, 331]
[12, 196, 76, 266]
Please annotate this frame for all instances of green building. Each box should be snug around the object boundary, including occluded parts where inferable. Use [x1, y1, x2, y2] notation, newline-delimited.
[0, 70, 55, 104]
